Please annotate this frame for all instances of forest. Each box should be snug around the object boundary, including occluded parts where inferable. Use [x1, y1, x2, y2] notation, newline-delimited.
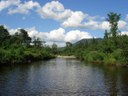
[60, 12, 128, 67]
[0, 26, 55, 65]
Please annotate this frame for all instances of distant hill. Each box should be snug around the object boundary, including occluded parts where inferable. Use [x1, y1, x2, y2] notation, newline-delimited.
[73, 38, 102, 46]
[58, 38, 103, 50]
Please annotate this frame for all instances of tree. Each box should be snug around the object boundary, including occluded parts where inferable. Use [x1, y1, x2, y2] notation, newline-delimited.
[107, 12, 120, 38]
[65, 42, 73, 56]
[106, 12, 121, 47]
[12, 29, 31, 46]
[33, 37, 42, 47]
[52, 43, 58, 54]
[18, 29, 31, 45]
[66, 42, 72, 47]
[0, 25, 10, 46]
[104, 30, 108, 39]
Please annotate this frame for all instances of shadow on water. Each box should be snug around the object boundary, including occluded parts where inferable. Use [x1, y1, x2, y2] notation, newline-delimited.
[0, 58, 128, 95]
[84, 62, 128, 96]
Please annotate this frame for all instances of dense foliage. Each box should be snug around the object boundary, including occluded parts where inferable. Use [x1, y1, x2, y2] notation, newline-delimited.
[0, 27, 55, 66]
[60, 12, 128, 66]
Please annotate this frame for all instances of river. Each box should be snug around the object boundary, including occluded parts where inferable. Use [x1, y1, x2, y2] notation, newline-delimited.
[0, 57, 128, 96]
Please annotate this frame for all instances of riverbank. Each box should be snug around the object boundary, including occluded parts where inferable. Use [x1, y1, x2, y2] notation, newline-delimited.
[75, 51, 128, 68]
[0, 47, 56, 66]
[0, 26, 57, 66]
[57, 55, 76, 59]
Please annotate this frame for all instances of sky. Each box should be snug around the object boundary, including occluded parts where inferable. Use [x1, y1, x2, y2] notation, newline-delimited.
[0, 0, 128, 46]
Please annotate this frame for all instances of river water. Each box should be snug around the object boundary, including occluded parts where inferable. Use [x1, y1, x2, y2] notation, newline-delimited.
[0, 57, 128, 96]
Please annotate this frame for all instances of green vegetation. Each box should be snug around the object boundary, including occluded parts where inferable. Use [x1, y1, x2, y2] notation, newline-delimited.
[1, 12, 128, 67]
[0, 26, 55, 66]
[60, 12, 128, 67]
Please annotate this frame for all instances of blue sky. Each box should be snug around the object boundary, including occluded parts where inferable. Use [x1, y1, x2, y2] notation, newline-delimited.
[0, 0, 128, 46]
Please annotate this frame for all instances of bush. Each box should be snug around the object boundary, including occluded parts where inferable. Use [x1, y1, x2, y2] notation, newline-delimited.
[103, 55, 117, 65]
[112, 49, 126, 65]
[0, 47, 55, 65]
[83, 51, 105, 63]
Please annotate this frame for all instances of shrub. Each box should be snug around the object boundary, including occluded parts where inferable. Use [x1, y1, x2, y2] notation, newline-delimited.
[83, 51, 105, 63]
[104, 56, 116, 65]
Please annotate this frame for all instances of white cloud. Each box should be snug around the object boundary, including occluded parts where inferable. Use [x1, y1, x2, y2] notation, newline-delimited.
[26, 27, 39, 38]
[99, 20, 127, 30]
[0, 0, 20, 11]
[26, 27, 92, 46]
[26, 27, 65, 42]
[37, 1, 72, 21]
[1, 0, 128, 32]
[118, 20, 127, 29]
[9, 29, 17, 35]
[83, 20, 100, 30]
[62, 11, 85, 27]
[9, 28, 21, 35]
[37, 1, 128, 31]
[121, 31, 128, 35]
[65, 30, 92, 43]
[101, 21, 110, 30]
[47, 28, 65, 42]
[8, 0, 40, 14]
[37, 1, 102, 30]
[8, 26, 93, 46]
[81, 20, 127, 30]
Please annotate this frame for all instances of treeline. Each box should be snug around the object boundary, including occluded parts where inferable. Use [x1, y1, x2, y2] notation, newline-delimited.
[60, 12, 128, 66]
[0, 26, 55, 65]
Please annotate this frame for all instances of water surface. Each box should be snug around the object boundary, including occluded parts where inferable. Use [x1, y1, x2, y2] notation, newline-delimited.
[0, 57, 128, 95]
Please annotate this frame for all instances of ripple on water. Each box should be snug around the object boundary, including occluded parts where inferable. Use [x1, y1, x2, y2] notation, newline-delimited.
[0, 58, 128, 96]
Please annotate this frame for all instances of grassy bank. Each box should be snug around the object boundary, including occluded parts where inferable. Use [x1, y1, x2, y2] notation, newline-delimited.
[0, 47, 56, 66]
[75, 50, 127, 67]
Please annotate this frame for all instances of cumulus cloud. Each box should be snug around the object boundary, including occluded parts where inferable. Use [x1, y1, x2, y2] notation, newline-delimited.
[2, 0, 127, 31]
[37, 1, 102, 30]
[26, 27, 65, 42]
[82, 20, 127, 30]
[62, 11, 86, 27]
[0, 0, 20, 11]
[2, 0, 128, 37]
[37, 1, 72, 21]
[37, 1, 128, 31]
[121, 31, 128, 35]
[8, 0, 40, 14]
[9, 28, 18, 35]
[8, 27, 92, 46]
[47, 28, 65, 42]
[118, 20, 127, 29]
[99, 20, 127, 30]
[26, 27, 40, 38]
[101, 21, 110, 30]
[9, 27, 23, 35]
[26, 27, 66, 47]
[65, 30, 92, 43]
[82, 20, 100, 30]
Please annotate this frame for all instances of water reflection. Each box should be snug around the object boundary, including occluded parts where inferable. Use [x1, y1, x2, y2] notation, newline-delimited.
[0, 58, 128, 95]
[86, 63, 128, 95]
